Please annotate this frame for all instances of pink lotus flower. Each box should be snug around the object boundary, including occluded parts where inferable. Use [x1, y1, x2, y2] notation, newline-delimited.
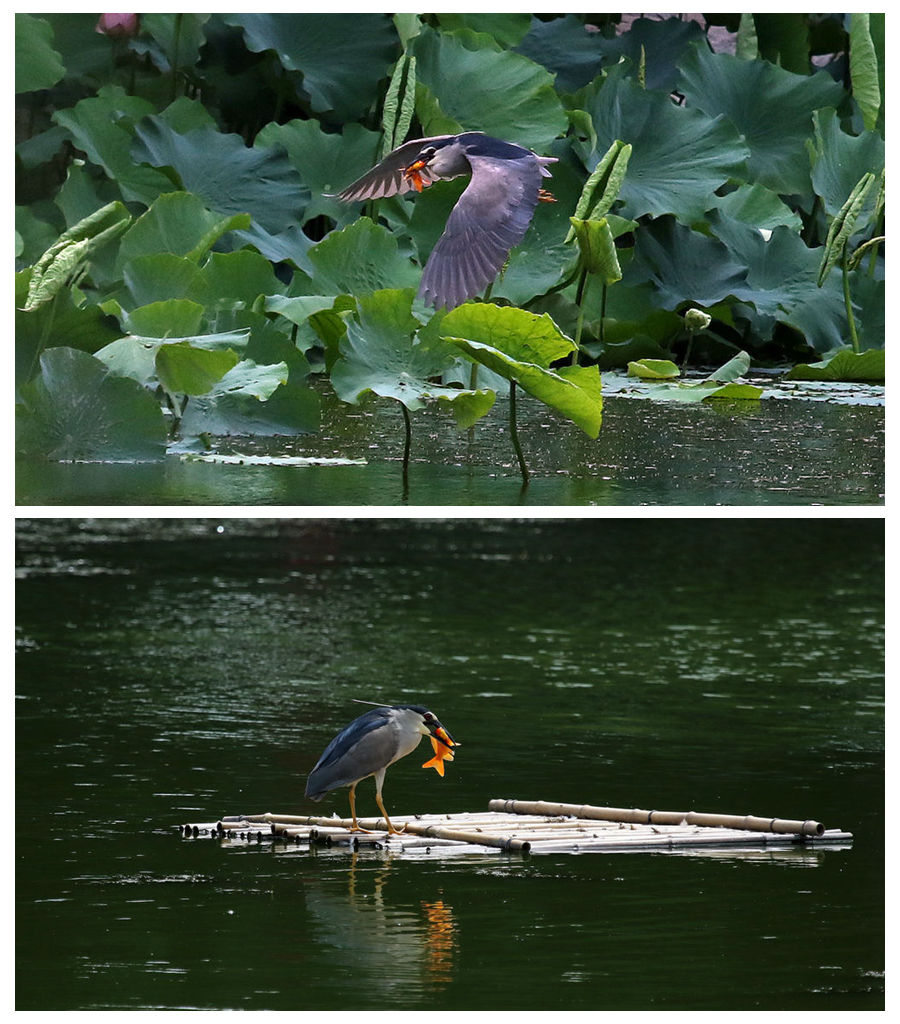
[95, 14, 140, 38]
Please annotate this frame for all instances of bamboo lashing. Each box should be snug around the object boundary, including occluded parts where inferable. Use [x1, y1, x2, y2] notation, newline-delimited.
[488, 799, 826, 837]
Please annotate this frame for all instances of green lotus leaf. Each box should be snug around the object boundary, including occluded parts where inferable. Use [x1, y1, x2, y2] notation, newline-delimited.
[37, 13, 119, 83]
[411, 25, 567, 152]
[446, 336, 602, 437]
[122, 253, 210, 309]
[156, 342, 240, 396]
[223, 13, 398, 122]
[308, 219, 422, 297]
[707, 213, 849, 353]
[809, 108, 884, 220]
[178, 357, 318, 438]
[201, 251, 283, 309]
[16, 14, 65, 94]
[678, 43, 844, 196]
[642, 380, 763, 404]
[139, 14, 211, 74]
[436, 14, 532, 48]
[330, 289, 494, 426]
[53, 86, 174, 205]
[578, 63, 749, 223]
[784, 348, 884, 383]
[514, 14, 608, 94]
[117, 192, 251, 270]
[440, 303, 575, 368]
[16, 206, 60, 269]
[256, 120, 382, 225]
[95, 329, 252, 385]
[708, 350, 751, 383]
[16, 346, 167, 461]
[709, 183, 802, 232]
[131, 118, 309, 261]
[122, 299, 205, 340]
[264, 296, 341, 328]
[849, 13, 882, 132]
[16, 270, 122, 388]
[628, 217, 748, 309]
[520, 14, 703, 94]
[627, 358, 680, 380]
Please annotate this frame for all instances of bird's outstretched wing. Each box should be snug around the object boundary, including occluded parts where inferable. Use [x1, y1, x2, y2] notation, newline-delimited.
[418, 151, 544, 310]
[328, 136, 454, 201]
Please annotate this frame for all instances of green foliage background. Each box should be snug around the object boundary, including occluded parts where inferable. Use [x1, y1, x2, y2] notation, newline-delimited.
[15, 13, 884, 460]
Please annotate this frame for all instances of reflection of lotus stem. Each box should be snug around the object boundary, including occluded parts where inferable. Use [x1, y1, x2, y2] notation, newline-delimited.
[509, 381, 529, 483]
[400, 401, 412, 483]
[841, 244, 860, 354]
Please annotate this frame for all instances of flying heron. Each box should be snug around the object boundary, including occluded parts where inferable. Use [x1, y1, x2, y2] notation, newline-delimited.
[329, 132, 557, 310]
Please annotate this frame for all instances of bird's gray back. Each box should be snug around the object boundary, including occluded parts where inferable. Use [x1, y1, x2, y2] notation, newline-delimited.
[305, 706, 419, 800]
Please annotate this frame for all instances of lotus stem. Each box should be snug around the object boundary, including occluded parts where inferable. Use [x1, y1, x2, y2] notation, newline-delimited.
[571, 268, 588, 365]
[841, 245, 860, 354]
[509, 380, 530, 484]
[399, 401, 412, 483]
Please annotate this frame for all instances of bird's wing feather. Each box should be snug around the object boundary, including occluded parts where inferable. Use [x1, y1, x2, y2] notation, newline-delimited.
[418, 152, 543, 310]
[305, 708, 411, 799]
[328, 136, 454, 201]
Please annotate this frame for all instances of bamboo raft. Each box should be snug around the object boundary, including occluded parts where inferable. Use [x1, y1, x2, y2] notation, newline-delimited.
[179, 799, 852, 856]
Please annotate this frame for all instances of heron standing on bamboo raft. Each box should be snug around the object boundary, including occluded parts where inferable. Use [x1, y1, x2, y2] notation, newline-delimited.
[304, 702, 459, 834]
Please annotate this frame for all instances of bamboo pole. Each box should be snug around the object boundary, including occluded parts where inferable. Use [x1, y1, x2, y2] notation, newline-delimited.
[219, 812, 530, 851]
[488, 799, 825, 837]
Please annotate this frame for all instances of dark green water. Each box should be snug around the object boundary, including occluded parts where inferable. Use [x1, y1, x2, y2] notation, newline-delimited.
[16, 518, 884, 1010]
[16, 387, 884, 505]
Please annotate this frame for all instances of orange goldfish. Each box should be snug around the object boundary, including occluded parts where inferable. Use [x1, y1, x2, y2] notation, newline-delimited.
[422, 726, 458, 776]
[403, 158, 431, 193]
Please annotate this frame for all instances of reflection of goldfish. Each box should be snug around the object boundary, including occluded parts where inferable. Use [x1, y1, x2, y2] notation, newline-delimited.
[422, 900, 456, 984]
[422, 726, 457, 776]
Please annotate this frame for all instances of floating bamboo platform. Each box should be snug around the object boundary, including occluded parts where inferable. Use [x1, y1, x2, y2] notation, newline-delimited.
[179, 799, 852, 857]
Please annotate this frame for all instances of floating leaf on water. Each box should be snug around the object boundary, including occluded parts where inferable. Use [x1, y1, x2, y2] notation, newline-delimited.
[784, 348, 884, 383]
[16, 346, 167, 462]
[627, 358, 680, 379]
[181, 453, 366, 467]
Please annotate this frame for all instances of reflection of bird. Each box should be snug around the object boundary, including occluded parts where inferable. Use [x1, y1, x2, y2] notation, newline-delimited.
[305, 703, 457, 834]
[330, 132, 557, 310]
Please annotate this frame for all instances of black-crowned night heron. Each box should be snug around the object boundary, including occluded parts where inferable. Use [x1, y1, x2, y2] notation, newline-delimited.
[330, 132, 557, 310]
[305, 702, 458, 834]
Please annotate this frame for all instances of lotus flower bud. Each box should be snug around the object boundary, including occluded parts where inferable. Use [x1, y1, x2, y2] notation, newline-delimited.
[96, 14, 140, 38]
[684, 307, 712, 333]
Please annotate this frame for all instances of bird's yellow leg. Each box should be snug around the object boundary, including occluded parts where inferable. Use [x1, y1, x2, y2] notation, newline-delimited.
[348, 784, 371, 833]
[375, 791, 406, 835]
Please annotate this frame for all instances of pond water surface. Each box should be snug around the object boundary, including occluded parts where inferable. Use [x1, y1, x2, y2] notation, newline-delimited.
[16, 519, 883, 1010]
[16, 381, 884, 506]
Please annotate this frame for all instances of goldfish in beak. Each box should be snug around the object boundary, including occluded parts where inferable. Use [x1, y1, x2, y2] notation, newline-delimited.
[422, 725, 458, 776]
[403, 158, 431, 193]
